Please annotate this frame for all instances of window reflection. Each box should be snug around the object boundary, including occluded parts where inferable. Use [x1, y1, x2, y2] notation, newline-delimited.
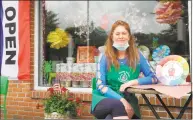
[41, 1, 190, 86]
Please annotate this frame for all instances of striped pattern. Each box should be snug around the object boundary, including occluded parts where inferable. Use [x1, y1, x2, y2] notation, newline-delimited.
[0, 1, 30, 80]
[53, 83, 62, 94]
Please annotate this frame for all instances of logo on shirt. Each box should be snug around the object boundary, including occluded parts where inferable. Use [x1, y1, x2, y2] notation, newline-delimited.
[118, 71, 130, 83]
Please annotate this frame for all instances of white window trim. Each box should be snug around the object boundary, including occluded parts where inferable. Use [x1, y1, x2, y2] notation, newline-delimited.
[34, 1, 192, 93]
[33, 1, 91, 93]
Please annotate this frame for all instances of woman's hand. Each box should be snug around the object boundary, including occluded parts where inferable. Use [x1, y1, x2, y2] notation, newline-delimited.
[120, 98, 134, 119]
[119, 80, 139, 92]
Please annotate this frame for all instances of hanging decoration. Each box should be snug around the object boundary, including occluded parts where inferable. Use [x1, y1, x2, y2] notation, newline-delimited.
[152, 45, 170, 61]
[47, 28, 70, 49]
[155, 0, 183, 24]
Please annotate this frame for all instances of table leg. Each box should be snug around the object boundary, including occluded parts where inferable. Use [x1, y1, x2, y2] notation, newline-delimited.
[156, 94, 174, 119]
[141, 94, 160, 119]
[177, 94, 192, 119]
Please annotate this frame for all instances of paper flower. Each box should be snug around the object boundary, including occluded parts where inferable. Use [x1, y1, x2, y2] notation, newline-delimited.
[155, 0, 183, 24]
[47, 28, 70, 49]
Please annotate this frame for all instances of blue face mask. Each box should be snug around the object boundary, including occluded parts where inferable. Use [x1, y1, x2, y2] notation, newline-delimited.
[112, 42, 129, 51]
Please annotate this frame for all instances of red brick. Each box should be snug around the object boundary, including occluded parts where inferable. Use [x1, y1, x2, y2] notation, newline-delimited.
[18, 93, 25, 97]
[12, 88, 22, 92]
[22, 88, 30, 92]
[6, 105, 19, 109]
[150, 96, 156, 104]
[25, 84, 31, 89]
[80, 93, 84, 100]
[14, 97, 24, 101]
[28, 102, 38, 107]
[162, 97, 167, 106]
[22, 106, 33, 111]
[156, 97, 161, 105]
[13, 115, 23, 119]
[8, 88, 13, 92]
[7, 114, 14, 119]
[7, 96, 14, 101]
[83, 94, 89, 101]
[34, 108, 44, 112]
[188, 100, 192, 107]
[31, 112, 44, 117]
[23, 97, 33, 102]
[142, 116, 155, 119]
[175, 98, 181, 106]
[168, 97, 174, 106]
[88, 94, 92, 101]
[181, 98, 187, 106]
[172, 112, 179, 118]
[138, 96, 144, 104]
[142, 110, 150, 116]
[9, 84, 17, 88]
[18, 84, 29, 88]
[23, 115, 34, 119]
[18, 111, 31, 116]
[25, 92, 31, 97]
[18, 101, 29, 106]
[8, 92, 17, 97]
[150, 111, 167, 118]
[187, 114, 192, 119]
[168, 108, 180, 113]
[185, 109, 192, 114]
[8, 101, 18, 105]
[7, 110, 18, 115]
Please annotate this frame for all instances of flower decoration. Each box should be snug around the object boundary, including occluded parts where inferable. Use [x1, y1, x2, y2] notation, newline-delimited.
[155, 0, 183, 24]
[44, 84, 83, 118]
[47, 28, 70, 49]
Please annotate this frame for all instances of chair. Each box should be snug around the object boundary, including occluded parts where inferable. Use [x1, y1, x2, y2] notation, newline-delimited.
[0, 76, 9, 120]
[92, 77, 97, 90]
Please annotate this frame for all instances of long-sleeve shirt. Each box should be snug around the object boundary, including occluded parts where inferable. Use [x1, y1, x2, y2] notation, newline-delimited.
[96, 51, 157, 100]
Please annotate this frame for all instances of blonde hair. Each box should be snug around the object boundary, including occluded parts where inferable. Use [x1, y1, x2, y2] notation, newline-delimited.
[104, 20, 139, 70]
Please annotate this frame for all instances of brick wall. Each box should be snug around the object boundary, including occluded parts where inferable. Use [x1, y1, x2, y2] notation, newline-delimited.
[0, 1, 192, 120]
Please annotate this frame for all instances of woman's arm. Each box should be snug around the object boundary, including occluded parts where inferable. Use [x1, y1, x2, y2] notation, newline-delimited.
[96, 53, 123, 99]
[119, 52, 158, 92]
[137, 52, 158, 85]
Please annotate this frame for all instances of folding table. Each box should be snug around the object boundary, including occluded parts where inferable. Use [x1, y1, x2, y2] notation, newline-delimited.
[126, 88, 192, 119]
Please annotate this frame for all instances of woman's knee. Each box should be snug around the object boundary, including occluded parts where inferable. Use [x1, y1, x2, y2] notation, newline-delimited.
[110, 99, 128, 117]
[110, 99, 125, 109]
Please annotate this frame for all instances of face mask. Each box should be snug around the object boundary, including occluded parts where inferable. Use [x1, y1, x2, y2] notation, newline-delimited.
[113, 42, 129, 51]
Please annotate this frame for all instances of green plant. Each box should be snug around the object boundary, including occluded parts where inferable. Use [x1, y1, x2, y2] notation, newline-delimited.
[43, 86, 82, 118]
[42, 61, 52, 84]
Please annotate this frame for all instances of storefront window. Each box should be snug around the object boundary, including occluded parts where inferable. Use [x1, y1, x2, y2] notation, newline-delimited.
[36, 1, 190, 89]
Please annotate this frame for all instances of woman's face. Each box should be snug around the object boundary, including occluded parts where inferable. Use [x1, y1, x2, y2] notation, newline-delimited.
[112, 25, 130, 45]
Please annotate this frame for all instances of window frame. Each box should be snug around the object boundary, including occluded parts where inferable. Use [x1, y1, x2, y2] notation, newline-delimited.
[34, 1, 192, 92]
[33, 1, 92, 93]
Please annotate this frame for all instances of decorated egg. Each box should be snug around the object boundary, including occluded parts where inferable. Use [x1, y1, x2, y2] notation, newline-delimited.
[152, 45, 170, 61]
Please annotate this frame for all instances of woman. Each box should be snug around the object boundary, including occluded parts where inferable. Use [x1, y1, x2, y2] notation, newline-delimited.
[91, 20, 158, 119]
